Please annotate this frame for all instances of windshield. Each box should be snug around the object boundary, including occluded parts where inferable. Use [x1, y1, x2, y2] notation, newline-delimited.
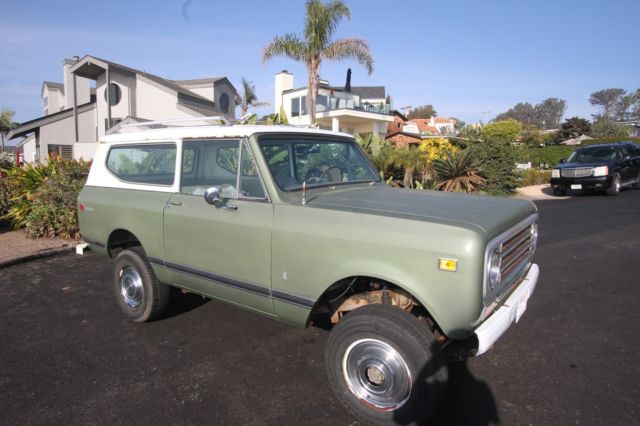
[259, 136, 379, 190]
[566, 146, 620, 163]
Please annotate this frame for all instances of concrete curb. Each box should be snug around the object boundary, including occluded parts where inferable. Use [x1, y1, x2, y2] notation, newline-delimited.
[0, 245, 77, 269]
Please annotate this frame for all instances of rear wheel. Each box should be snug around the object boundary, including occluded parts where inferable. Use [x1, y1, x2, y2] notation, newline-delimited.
[325, 304, 448, 425]
[606, 173, 621, 196]
[113, 247, 169, 322]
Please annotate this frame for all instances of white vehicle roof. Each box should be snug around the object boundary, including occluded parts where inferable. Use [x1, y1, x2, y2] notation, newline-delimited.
[100, 125, 354, 144]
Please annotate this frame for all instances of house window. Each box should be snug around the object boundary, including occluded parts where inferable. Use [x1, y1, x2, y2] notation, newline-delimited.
[43, 97, 48, 108]
[47, 144, 73, 161]
[219, 93, 230, 113]
[291, 97, 300, 117]
[104, 83, 122, 106]
[316, 95, 328, 112]
[301, 96, 308, 115]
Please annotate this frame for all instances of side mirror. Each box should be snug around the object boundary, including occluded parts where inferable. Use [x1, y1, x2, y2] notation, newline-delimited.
[204, 187, 223, 206]
[559, 159, 566, 164]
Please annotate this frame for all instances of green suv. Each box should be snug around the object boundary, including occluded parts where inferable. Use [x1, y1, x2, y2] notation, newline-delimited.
[78, 122, 539, 424]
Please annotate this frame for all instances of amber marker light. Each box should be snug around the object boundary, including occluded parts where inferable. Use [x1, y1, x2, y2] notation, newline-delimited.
[438, 258, 458, 272]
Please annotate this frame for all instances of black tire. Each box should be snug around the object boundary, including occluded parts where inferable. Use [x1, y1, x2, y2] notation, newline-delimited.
[553, 188, 566, 196]
[113, 247, 169, 322]
[606, 173, 621, 196]
[325, 304, 448, 425]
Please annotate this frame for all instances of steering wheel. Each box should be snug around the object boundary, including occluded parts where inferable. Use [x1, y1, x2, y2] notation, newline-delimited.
[305, 167, 343, 184]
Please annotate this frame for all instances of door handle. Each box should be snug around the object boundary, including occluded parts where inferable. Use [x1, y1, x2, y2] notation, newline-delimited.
[165, 201, 182, 206]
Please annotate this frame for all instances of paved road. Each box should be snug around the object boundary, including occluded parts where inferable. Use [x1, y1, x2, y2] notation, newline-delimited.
[2, 190, 639, 425]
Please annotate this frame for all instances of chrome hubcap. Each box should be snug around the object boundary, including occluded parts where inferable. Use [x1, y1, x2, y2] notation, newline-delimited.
[342, 338, 412, 412]
[119, 266, 143, 308]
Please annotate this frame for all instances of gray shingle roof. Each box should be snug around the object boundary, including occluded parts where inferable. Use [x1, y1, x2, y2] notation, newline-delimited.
[88, 56, 217, 107]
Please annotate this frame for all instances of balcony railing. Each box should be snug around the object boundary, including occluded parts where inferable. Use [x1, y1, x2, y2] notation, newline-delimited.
[316, 93, 391, 115]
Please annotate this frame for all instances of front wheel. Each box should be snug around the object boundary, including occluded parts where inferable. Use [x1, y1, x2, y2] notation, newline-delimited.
[606, 173, 621, 196]
[113, 247, 170, 322]
[325, 304, 448, 425]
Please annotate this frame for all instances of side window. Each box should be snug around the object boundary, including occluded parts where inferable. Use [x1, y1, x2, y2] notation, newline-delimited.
[239, 142, 266, 199]
[180, 139, 266, 200]
[106, 144, 176, 185]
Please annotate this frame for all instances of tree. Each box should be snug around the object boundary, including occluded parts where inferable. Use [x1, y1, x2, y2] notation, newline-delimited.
[0, 109, 17, 153]
[262, 0, 373, 125]
[390, 147, 425, 188]
[590, 118, 630, 138]
[432, 150, 485, 193]
[535, 98, 566, 129]
[470, 142, 520, 195]
[450, 117, 466, 130]
[407, 105, 437, 120]
[495, 102, 537, 125]
[558, 117, 591, 140]
[482, 119, 522, 143]
[236, 77, 269, 117]
[495, 98, 566, 129]
[589, 88, 626, 120]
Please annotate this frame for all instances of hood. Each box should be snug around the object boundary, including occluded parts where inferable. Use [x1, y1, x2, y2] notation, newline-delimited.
[303, 185, 536, 237]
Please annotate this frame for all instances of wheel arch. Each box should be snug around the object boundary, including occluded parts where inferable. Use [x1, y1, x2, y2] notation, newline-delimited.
[107, 228, 143, 258]
[306, 273, 444, 337]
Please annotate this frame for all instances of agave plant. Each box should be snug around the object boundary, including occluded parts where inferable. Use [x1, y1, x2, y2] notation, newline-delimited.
[432, 150, 485, 193]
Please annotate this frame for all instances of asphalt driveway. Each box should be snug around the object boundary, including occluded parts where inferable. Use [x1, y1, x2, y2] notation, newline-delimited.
[1, 190, 639, 425]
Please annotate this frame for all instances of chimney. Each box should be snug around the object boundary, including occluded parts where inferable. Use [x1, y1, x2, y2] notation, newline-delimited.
[63, 56, 90, 109]
[274, 70, 293, 114]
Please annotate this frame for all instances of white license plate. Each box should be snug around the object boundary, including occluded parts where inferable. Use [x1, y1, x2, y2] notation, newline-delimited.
[515, 290, 530, 323]
[571, 184, 582, 190]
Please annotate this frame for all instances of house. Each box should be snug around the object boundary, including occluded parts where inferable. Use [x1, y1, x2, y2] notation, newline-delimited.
[385, 114, 457, 148]
[274, 70, 394, 136]
[8, 55, 238, 163]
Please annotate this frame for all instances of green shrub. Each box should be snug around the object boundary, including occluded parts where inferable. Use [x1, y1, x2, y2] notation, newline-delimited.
[24, 165, 88, 239]
[519, 169, 551, 187]
[580, 137, 640, 146]
[0, 176, 16, 218]
[469, 142, 521, 195]
[527, 145, 575, 167]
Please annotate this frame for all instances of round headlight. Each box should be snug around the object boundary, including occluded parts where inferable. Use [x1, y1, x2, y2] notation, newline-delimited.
[530, 222, 538, 248]
[487, 247, 502, 290]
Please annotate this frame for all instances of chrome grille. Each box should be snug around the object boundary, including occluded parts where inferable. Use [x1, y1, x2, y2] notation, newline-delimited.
[499, 225, 533, 283]
[484, 215, 537, 302]
[561, 167, 592, 178]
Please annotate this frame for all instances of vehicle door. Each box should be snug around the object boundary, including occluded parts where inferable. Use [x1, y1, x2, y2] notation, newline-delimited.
[618, 145, 636, 182]
[163, 139, 275, 315]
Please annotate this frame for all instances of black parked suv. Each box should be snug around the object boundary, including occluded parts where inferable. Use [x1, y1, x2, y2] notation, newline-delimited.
[550, 142, 640, 196]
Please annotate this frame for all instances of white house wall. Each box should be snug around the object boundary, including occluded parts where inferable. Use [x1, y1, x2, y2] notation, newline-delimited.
[214, 80, 236, 120]
[136, 76, 200, 121]
[38, 106, 97, 162]
[22, 137, 37, 163]
[180, 84, 214, 101]
[96, 72, 135, 137]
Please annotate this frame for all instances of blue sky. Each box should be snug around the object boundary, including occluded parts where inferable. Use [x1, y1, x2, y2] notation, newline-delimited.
[1, 0, 639, 126]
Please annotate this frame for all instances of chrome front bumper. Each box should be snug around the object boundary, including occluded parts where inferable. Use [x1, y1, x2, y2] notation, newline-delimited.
[474, 263, 539, 355]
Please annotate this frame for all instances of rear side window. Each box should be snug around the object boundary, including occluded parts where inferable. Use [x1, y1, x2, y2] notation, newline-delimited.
[107, 144, 176, 186]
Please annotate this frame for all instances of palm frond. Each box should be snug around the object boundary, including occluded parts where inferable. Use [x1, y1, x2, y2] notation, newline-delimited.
[304, 0, 350, 50]
[262, 34, 307, 64]
[322, 38, 374, 74]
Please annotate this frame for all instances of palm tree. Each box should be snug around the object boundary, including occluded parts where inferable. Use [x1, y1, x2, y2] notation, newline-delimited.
[0, 109, 17, 153]
[236, 77, 269, 117]
[262, 0, 374, 125]
[390, 147, 426, 188]
[432, 150, 485, 193]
